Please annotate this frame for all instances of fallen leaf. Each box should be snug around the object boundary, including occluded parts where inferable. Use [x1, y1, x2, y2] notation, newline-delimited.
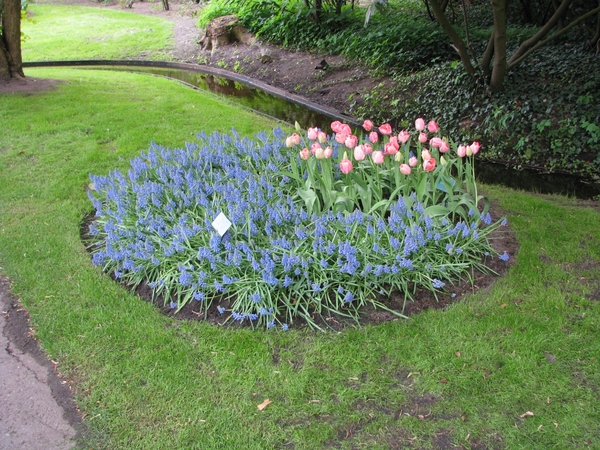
[520, 411, 534, 418]
[501, 303, 507, 308]
[439, 378, 448, 383]
[455, 351, 461, 357]
[257, 399, 272, 411]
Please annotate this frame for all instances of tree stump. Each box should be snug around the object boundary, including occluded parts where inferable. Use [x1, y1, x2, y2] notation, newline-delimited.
[198, 15, 255, 51]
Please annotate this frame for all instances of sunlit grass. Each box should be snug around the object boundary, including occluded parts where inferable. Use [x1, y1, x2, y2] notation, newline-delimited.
[22, 4, 174, 61]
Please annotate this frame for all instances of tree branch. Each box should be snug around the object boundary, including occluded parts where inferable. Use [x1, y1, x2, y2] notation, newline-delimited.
[507, 0, 571, 65]
[428, 0, 476, 74]
[508, 5, 600, 69]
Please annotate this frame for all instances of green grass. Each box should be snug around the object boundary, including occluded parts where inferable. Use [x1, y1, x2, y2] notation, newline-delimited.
[2, 5, 600, 449]
[2, 67, 600, 450]
[22, 4, 174, 61]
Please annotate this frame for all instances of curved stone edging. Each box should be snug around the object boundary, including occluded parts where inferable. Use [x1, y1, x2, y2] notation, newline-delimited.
[23, 59, 362, 127]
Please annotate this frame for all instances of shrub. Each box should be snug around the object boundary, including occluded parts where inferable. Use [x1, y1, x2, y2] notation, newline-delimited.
[87, 121, 509, 330]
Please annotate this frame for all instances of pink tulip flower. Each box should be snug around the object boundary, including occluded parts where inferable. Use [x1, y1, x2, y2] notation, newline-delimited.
[439, 139, 450, 153]
[409, 156, 418, 167]
[457, 145, 467, 158]
[345, 135, 358, 149]
[299, 148, 310, 160]
[418, 133, 428, 144]
[318, 131, 327, 143]
[398, 130, 410, 143]
[372, 151, 385, 164]
[422, 149, 432, 161]
[423, 158, 436, 172]
[335, 133, 348, 145]
[429, 137, 443, 148]
[340, 123, 352, 136]
[323, 146, 333, 159]
[415, 118, 425, 131]
[311, 142, 321, 155]
[369, 131, 379, 143]
[400, 164, 411, 175]
[340, 153, 353, 174]
[379, 123, 393, 135]
[384, 142, 399, 156]
[307, 127, 319, 141]
[470, 141, 481, 155]
[427, 120, 439, 133]
[331, 121, 342, 133]
[354, 145, 366, 161]
[286, 133, 301, 147]
[363, 143, 373, 155]
[362, 120, 374, 131]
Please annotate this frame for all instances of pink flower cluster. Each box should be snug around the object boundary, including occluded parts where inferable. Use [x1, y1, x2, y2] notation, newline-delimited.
[287, 118, 481, 175]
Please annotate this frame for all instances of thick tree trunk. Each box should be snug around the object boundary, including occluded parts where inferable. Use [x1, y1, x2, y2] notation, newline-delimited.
[0, 0, 24, 80]
[489, 0, 507, 93]
[428, 0, 476, 75]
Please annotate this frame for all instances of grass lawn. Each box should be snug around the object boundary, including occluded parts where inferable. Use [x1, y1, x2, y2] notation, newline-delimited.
[22, 4, 174, 61]
[2, 4, 600, 449]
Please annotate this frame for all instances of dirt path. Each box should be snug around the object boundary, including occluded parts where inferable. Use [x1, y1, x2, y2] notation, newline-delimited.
[0, 277, 81, 449]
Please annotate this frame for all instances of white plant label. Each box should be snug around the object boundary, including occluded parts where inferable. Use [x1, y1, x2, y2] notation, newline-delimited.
[212, 212, 232, 237]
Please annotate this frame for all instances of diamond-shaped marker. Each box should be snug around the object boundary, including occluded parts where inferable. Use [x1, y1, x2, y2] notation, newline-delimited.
[212, 212, 232, 237]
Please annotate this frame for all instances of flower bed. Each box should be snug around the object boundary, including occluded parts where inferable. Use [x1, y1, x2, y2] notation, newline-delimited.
[87, 119, 509, 330]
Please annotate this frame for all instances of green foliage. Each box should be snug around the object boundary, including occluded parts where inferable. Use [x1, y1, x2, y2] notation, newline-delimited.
[354, 44, 600, 179]
[88, 120, 505, 330]
[198, 0, 451, 70]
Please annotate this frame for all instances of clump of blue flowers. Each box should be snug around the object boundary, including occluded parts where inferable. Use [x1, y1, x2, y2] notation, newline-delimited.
[87, 126, 508, 330]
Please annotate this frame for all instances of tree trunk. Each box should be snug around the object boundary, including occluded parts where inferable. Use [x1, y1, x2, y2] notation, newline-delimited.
[489, 0, 507, 93]
[481, 30, 495, 79]
[428, 0, 476, 75]
[0, 0, 25, 80]
[552, 0, 566, 29]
